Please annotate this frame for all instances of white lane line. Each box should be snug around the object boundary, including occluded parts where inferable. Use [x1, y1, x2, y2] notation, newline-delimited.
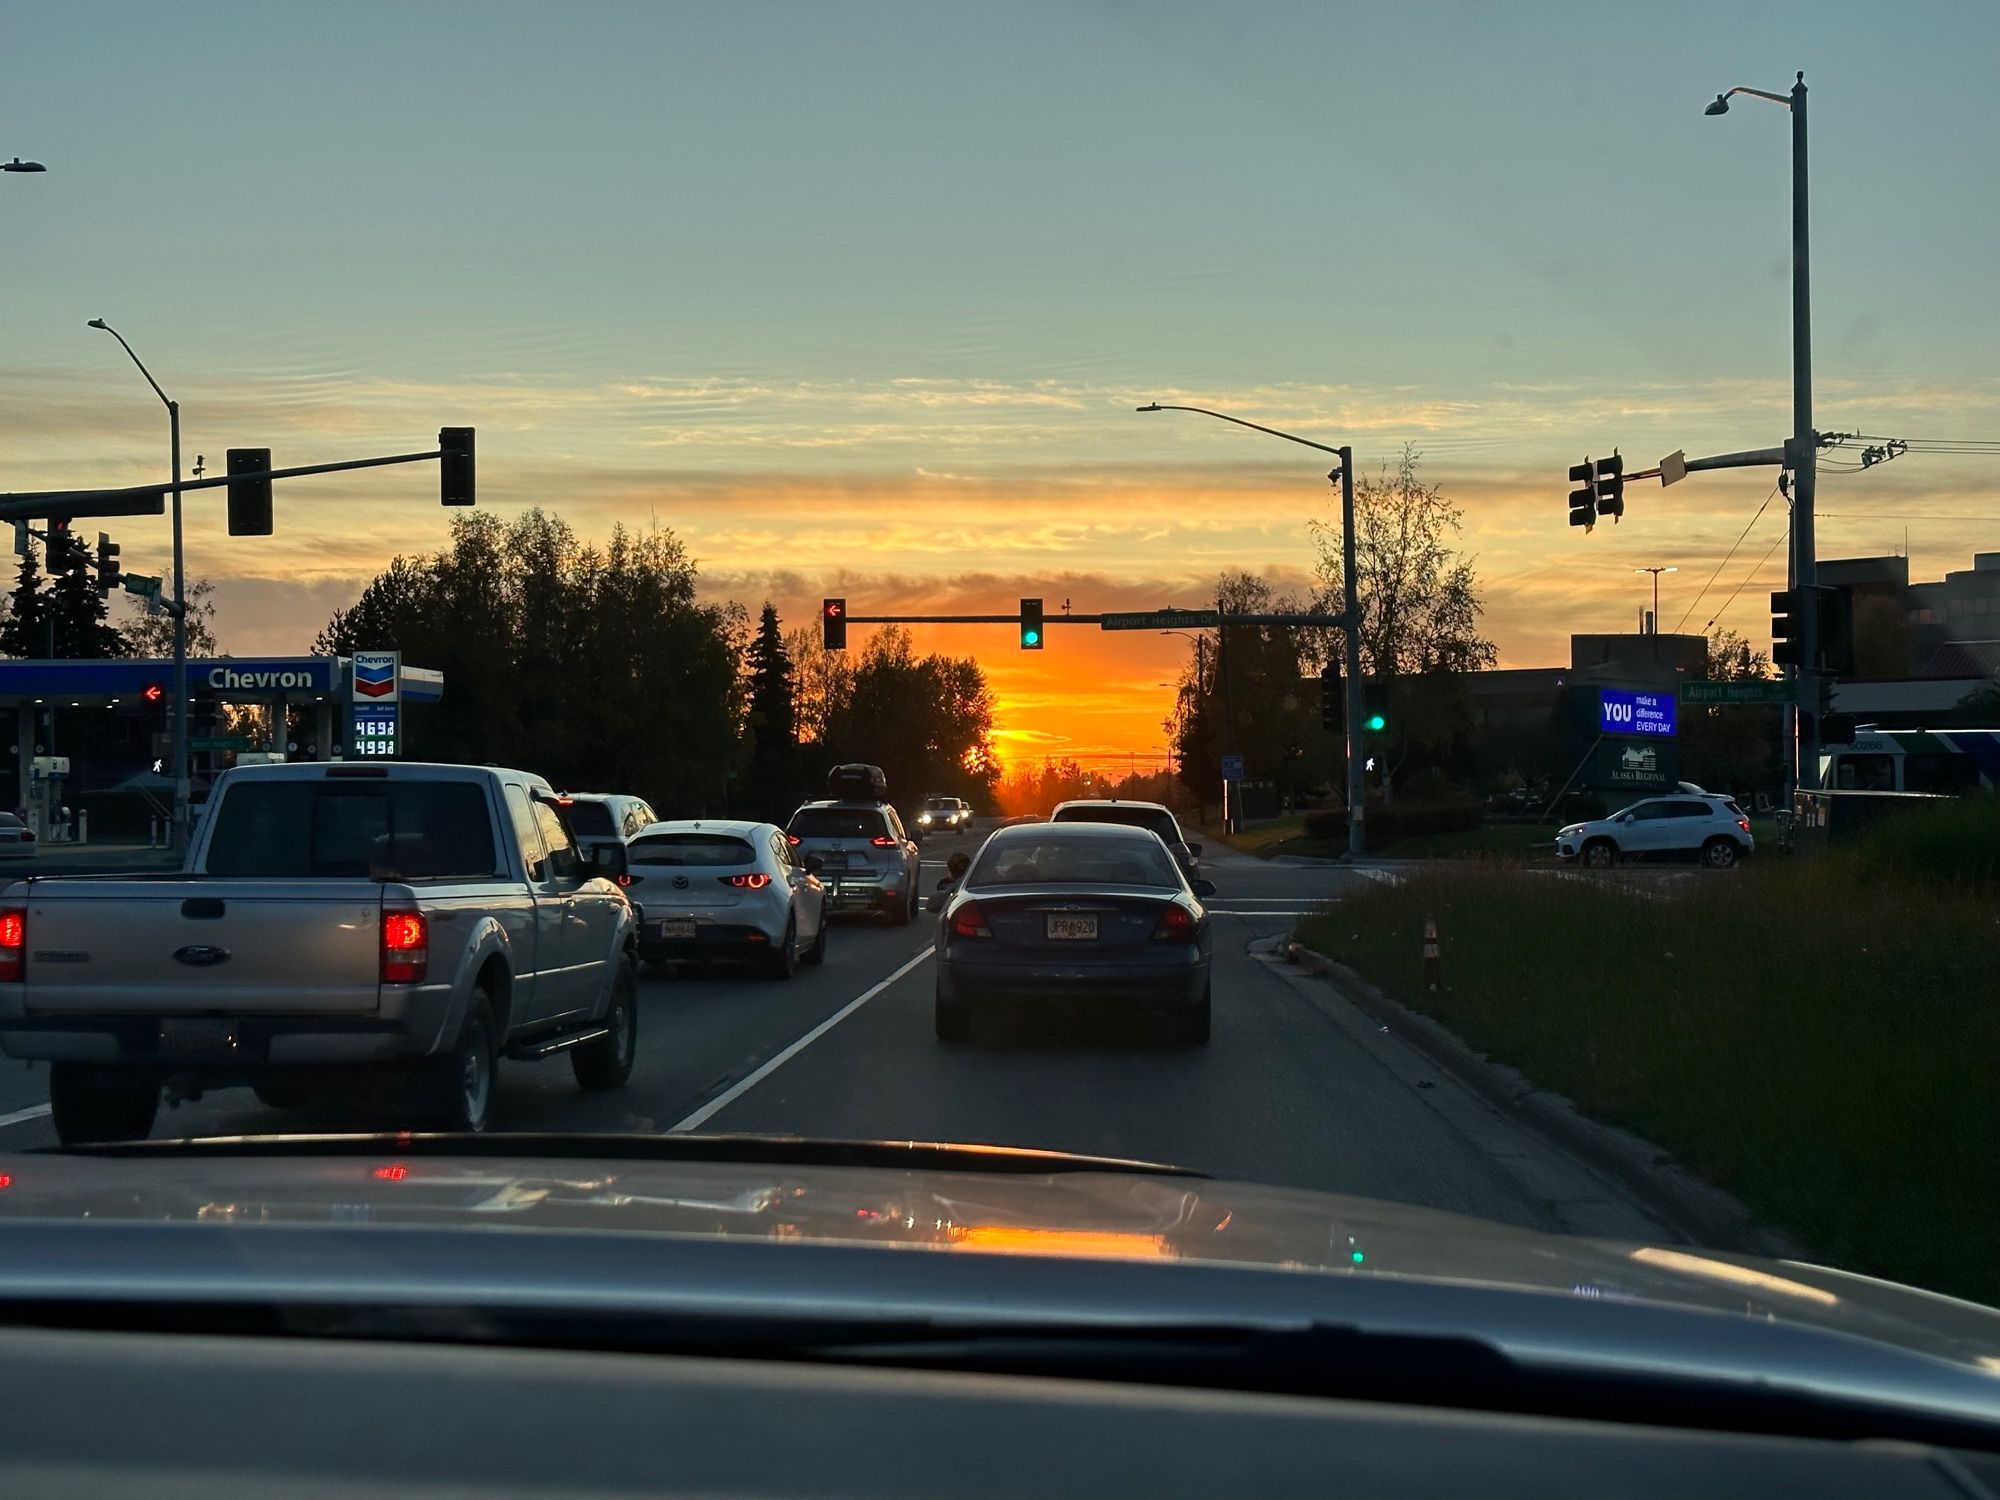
[0, 1103, 51, 1130]
[666, 946, 937, 1134]
[1210, 909, 1318, 917]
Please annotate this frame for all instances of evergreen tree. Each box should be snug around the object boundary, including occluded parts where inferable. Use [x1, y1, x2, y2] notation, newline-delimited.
[47, 532, 130, 659]
[743, 603, 799, 817]
[0, 543, 54, 658]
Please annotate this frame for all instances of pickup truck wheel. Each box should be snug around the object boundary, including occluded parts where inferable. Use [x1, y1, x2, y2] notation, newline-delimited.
[420, 994, 497, 1133]
[48, 1063, 159, 1145]
[573, 961, 638, 1091]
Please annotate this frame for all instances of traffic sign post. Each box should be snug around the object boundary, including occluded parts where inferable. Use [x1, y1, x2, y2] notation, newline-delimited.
[1220, 754, 1245, 782]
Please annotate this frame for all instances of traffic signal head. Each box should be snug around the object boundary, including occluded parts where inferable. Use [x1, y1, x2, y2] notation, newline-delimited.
[1362, 681, 1389, 733]
[1817, 583, 1856, 677]
[440, 427, 476, 507]
[1771, 588, 1805, 667]
[1320, 664, 1341, 730]
[1020, 597, 1044, 650]
[1568, 460, 1596, 528]
[94, 533, 121, 597]
[226, 448, 273, 536]
[1594, 452, 1624, 521]
[141, 682, 165, 705]
[821, 597, 847, 651]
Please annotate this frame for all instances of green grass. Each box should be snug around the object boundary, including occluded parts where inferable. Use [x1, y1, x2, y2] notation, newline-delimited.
[1295, 856, 2000, 1306]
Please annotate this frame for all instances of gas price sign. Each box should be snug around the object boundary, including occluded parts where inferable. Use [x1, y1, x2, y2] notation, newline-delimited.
[351, 703, 400, 758]
[1599, 688, 1676, 738]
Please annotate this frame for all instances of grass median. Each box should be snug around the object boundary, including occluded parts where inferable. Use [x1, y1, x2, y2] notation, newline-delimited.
[1294, 833, 2000, 1306]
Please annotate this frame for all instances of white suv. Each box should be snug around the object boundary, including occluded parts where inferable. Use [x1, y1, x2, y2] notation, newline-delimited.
[1556, 793, 1754, 869]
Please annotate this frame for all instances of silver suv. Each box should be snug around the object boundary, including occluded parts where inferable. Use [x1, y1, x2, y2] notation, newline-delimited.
[1556, 793, 1755, 868]
[786, 801, 922, 924]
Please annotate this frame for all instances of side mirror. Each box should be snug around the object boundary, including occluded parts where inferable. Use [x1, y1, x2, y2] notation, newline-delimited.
[1190, 878, 1217, 899]
[803, 853, 825, 874]
[1186, 842, 1203, 860]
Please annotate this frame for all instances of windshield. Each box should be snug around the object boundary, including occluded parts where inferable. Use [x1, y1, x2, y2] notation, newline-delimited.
[4, 6, 1997, 1383]
[969, 834, 1182, 889]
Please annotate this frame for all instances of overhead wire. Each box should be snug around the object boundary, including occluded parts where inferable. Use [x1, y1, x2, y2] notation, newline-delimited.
[1672, 477, 1784, 634]
[1700, 529, 1789, 635]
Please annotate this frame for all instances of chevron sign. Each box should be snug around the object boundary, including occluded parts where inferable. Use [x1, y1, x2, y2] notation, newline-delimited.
[353, 651, 400, 703]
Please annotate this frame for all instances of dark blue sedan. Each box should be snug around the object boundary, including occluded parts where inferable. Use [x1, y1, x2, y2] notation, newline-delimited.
[933, 822, 1216, 1045]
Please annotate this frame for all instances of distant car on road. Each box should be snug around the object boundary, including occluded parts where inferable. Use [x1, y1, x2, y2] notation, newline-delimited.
[915, 795, 972, 835]
[1556, 793, 1754, 869]
[933, 821, 1217, 1045]
[786, 801, 922, 925]
[1049, 799, 1201, 877]
[627, 820, 827, 977]
[0, 813, 35, 858]
[558, 792, 660, 850]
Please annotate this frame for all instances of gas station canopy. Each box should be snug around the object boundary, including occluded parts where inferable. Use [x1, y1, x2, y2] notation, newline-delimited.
[0, 655, 442, 707]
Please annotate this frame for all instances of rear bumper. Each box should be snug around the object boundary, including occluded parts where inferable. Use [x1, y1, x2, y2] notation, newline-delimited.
[938, 954, 1210, 1012]
[0, 982, 456, 1068]
[823, 878, 904, 916]
[638, 923, 778, 962]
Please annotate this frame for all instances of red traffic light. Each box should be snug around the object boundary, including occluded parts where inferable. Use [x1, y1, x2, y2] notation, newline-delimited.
[821, 597, 847, 651]
[141, 683, 165, 704]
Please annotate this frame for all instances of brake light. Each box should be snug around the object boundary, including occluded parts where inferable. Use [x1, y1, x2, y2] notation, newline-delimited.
[1153, 904, 1198, 942]
[723, 873, 773, 889]
[381, 910, 428, 985]
[870, 836, 898, 847]
[787, 834, 802, 846]
[950, 901, 991, 939]
[371, 1164, 409, 1182]
[1737, 818, 1751, 834]
[616, 873, 633, 887]
[0, 907, 23, 982]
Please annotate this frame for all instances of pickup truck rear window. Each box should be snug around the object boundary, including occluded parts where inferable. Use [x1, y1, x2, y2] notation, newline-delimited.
[205, 781, 499, 880]
[630, 833, 756, 867]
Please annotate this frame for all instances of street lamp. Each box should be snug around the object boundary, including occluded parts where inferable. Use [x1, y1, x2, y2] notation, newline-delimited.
[1137, 401, 1366, 857]
[1159, 628, 1210, 696]
[1704, 70, 1819, 792]
[1634, 565, 1678, 632]
[2, 157, 48, 173]
[88, 319, 190, 852]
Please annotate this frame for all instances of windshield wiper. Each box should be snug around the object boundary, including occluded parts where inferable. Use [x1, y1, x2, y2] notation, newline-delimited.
[48, 1131, 1204, 1178]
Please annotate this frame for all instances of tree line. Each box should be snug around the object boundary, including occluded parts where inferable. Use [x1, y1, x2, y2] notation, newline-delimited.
[314, 510, 1000, 823]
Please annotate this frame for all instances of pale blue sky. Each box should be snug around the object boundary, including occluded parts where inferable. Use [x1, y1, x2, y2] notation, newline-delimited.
[4, 1, 1996, 754]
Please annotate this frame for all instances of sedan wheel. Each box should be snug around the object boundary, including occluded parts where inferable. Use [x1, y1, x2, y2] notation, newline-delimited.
[1582, 840, 1616, 870]
[1702, 837, 1740, 869]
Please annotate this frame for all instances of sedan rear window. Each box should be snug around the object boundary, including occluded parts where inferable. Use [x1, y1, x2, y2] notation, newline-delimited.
[970, 836, 1181, 889]
[789, 809, 891, 840]
[630, 833, 756, 867]
[562, 801, 617, 836]
[1052, 805, 1180, 844]
[206, 781, 498, 880]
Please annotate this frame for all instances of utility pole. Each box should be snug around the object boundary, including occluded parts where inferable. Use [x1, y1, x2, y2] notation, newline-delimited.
[1335, 452, 1364, 859]
[1214, 593, 1239, 834]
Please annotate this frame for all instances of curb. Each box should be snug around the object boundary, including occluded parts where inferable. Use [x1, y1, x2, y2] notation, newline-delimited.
[1284, 939, 1811, 1262]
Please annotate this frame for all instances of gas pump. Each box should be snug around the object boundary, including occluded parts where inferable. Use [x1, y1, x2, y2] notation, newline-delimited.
[29, 755, 69, 841]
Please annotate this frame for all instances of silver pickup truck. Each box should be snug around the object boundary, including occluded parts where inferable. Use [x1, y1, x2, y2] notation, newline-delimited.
[0, 761, 638, 1143]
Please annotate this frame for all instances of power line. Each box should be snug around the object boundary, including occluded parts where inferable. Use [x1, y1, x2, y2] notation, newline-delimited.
[1673, 478, 1784, 634]
[1819, 511, 2000, 522]
[1701, 529, 1788, 635]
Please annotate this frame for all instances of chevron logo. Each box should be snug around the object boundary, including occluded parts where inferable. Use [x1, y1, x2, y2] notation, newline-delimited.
[354, 655, 397, 699]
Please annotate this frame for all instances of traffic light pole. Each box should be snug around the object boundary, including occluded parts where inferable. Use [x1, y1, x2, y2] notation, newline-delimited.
[1787, 73, 1820, 794]
[1336, 453, 1365, 859]
[169, 398, 189, 853]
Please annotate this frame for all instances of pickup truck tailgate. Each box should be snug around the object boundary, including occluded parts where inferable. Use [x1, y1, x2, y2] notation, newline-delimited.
[20, 880, 386, 1014]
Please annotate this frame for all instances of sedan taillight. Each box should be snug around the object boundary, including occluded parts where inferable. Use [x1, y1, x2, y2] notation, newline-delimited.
[950, 901, 991, 939]
[722, 873, 773, 889]
[0, 907, 24, 982]
[381, 910, 428, 985]
[1153, 904, 1198, 943]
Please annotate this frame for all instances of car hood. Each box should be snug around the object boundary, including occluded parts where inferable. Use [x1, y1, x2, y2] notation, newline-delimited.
[2, 1135, 1998, 1376]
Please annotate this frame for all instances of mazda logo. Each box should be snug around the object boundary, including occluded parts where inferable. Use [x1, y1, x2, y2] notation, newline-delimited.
[173, 945, 231, 967]
[671, 875, 689, 890]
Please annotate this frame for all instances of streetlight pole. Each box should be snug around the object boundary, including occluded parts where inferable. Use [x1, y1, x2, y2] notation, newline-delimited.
[88, 319, 190, 853]
[1633, 565, 1678, 632]
[1707, 72, 1818, 791]
[1137, 403, 1366, 857]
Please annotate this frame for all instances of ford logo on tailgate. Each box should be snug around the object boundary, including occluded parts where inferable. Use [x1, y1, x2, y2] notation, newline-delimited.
[172, 945, 231, 967]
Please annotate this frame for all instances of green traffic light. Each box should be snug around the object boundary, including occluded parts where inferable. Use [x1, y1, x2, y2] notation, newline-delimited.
[1022, 629, 1040, 647]
[1365, 713, 1386, 732]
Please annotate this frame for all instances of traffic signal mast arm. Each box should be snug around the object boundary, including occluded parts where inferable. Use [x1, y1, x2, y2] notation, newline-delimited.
[0, 433, 473, 522]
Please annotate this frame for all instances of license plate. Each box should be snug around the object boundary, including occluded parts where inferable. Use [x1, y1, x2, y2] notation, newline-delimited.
[158, 1018, 240, 1060]
[660, 920, 697, 940]
[1046, 915, 1098, 941]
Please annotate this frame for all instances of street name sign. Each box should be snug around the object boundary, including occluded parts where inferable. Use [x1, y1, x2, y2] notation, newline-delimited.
[1682, 679, 1793, 706]
[1101, 609, 1222, 631]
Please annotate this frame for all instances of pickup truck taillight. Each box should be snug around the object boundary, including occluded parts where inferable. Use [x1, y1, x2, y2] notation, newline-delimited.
[381, 910, 428, 985]
[0, 908, 23, 982]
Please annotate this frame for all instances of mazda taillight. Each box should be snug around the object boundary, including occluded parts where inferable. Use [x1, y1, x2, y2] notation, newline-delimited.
[787, 834, 802, 846]
[381, 910, 428, 984]
[870, 836, 898, 848]
[723, 874, 773, 889]
[0, 908, 23, 982]
[950, 902, 991, 939]
[1153, 904, 1198, 942]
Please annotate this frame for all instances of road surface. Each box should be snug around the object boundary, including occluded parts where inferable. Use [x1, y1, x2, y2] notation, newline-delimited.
[0, 828, 1677, 1243]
